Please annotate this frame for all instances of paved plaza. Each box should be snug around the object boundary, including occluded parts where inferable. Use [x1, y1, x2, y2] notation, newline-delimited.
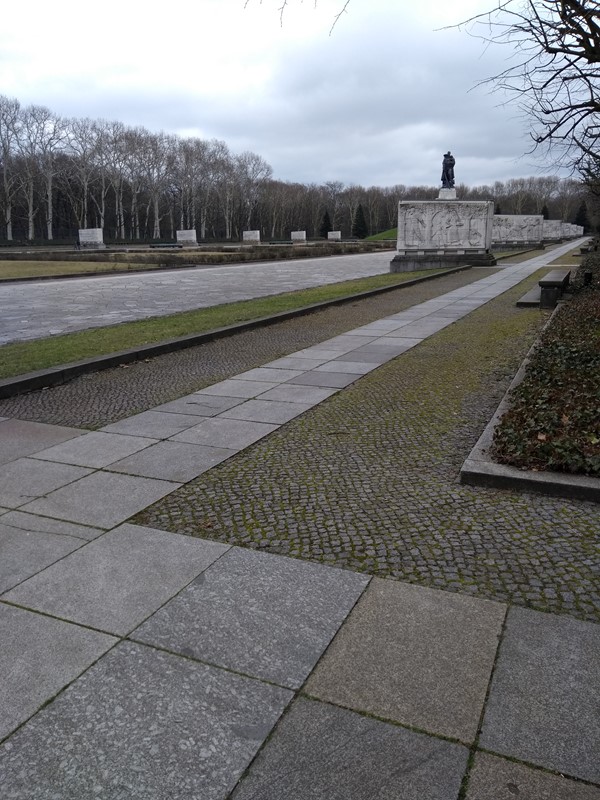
[0, 250, 393, 344]
[0, 242, 599, 798]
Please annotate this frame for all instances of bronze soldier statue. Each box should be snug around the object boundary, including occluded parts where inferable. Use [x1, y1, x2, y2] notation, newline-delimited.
[441, 151, 455, 188]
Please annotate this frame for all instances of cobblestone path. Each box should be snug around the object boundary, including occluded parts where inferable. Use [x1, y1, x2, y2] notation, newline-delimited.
[134, 273, 600, 623]
[0, 268, 492, 428]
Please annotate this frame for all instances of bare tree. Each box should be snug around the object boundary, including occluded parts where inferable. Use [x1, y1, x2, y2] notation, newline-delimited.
[0, 95, 20, 240]
[460, 0, 600, 169]
[244, 0, 350, 33]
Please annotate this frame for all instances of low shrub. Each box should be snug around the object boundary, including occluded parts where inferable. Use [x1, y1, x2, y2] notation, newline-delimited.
[492, 278, 600, 476]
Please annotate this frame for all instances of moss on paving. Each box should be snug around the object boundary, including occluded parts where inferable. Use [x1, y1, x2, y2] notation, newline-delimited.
[134, 269, 600, 623]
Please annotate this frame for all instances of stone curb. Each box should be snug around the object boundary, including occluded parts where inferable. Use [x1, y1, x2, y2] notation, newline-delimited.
[0, 265, 474, 400]
[460, 304, 600, 503]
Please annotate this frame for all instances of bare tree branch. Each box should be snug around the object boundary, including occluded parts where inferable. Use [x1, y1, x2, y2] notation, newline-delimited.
[243, 0, 351, 31]
[451, 0, 600, 170]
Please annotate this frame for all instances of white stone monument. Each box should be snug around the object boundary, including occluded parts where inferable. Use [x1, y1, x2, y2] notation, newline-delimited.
[327, 231, 342, 241]
[291, 231, 307, 244]
[391, 200, 496, 272]
[243, 230, 261, 243]
[542, 220, 563, 241]
[492, 215, 543, 248]
[176, 230, 198, 246]
[78, 228, 105, 250]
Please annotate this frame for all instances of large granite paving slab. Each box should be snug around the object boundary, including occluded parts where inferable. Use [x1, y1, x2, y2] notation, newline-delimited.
[108, 441, 236, 482]
[234, 367, 305, 383]
[465, 753, 600, 800]
[0, 419, 85, 466]
[195, 380, 280, 398]
[0, 641, 292, 799]
[256, 384, 338, 404]
[0, 518, 84, 593]
[220, 399, 314, 425]
[285, 371, 360, 389]
[480, 606, 600, 782]
[31, 431, 157, 468]
[313, 360, 378, 375]
[0, 604, 116, 740]
[263, 356, 332, 370]
[133, 547, 370, 688]
[305, 578, 505, 743]
[100, 410, 203, 439]
[151, 394, 244, 416]
[231, 697, 469, 800]
[20, 470, 179, 528]
[171, 418, 279, 450]
[0, 458, 92, 509]
[0, 510, 105, 541]
[3, 523, 229, 635]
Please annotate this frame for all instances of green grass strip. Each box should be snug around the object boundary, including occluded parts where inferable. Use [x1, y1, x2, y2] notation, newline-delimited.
[367, 228, 397, 241]
[0, 270, 444, 380]
[0, 260, 155, 279]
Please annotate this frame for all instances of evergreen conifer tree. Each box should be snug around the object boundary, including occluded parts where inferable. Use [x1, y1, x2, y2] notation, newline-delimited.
[574, 201, 590, 231]
[541, 204, 550, 220]
[352, 204, 369, 238]
[319, 210, 333, 238]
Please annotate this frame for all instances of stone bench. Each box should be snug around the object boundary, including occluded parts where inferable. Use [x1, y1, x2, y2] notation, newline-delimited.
[539, 269, 571, 309]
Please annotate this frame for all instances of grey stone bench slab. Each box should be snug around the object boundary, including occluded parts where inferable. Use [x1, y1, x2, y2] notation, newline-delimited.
[539, 269, 570, 309]
[516, 287, 541, 307]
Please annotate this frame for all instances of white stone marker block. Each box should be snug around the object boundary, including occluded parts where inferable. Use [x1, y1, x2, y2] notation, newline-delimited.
[327, 231, 342, 241]
[78, 228, 105, 249]
[391, 200, 496, 272]
[542, 220, 563, 240]
[291, 231, 307, 243]
[243, 230, 261, 243]
[176, 230, 198, 245]
[492, 215, 543, 245]
[396, 201, 494, 252]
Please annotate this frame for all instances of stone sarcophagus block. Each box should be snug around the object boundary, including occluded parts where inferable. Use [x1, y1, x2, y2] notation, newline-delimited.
[543, 220, 563, 241]
[78, 228, 105, 249]
[492, 215, 543, 246]
[391, 200, 495, 272]
[176, 230, 198, 246]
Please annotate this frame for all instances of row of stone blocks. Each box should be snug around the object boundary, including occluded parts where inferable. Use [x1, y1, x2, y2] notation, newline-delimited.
[390, 201, 584, 272]
[77, 229, 346, 248]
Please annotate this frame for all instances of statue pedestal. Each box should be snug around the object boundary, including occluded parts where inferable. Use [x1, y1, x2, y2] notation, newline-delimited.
[438, 188, 457, 200]
[390, 200, 496, 272]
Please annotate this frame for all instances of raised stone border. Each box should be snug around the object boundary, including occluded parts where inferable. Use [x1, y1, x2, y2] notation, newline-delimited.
[0, 265, 474, 400]
[460, 305, 600, 503]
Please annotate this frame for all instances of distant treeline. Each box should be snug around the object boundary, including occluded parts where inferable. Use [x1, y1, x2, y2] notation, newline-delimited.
[0, 94, 593, 243]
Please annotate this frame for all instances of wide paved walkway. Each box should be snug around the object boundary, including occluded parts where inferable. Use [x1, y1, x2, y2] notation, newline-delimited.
[1, 241, 598, 798]
[0, 250, 393, 344]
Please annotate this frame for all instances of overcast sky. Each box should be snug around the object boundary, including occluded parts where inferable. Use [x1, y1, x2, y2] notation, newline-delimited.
[0, 0, 560, 189]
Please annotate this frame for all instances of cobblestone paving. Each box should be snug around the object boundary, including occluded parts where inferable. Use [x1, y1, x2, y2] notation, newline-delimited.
[0, 268, 492, 429]
[134, 275, 600, 623]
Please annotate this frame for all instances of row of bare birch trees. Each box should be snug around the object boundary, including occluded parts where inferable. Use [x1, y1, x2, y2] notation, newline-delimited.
[0, 94, 591, 243]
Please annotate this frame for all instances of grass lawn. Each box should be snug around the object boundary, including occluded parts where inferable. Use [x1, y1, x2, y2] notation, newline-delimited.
[0, 260, 153, 279]
[0, 269, 445, 380]
[367, 229, 397, 241]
